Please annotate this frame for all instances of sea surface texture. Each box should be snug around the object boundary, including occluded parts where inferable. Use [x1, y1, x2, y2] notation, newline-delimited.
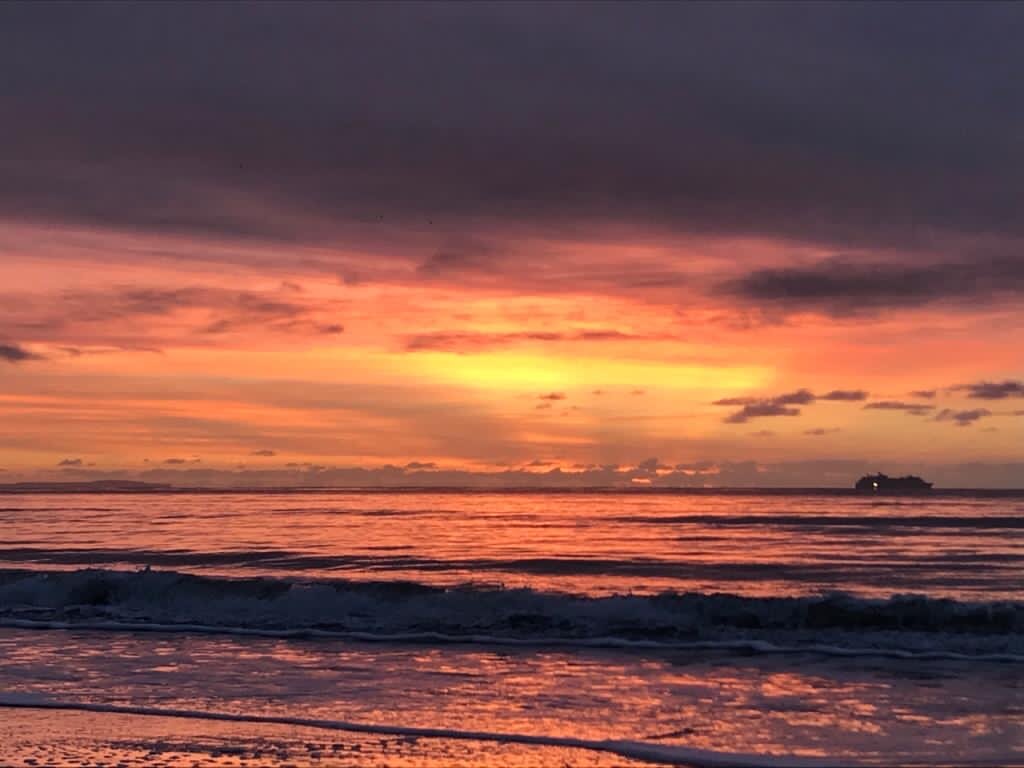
[0, 491, 1020, 766]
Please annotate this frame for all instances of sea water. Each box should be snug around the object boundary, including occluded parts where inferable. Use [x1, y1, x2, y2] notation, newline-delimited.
[0, 491, 1020, 766]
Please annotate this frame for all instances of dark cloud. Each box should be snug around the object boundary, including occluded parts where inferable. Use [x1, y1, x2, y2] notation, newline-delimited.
[956, 380, 1024, 399]
[2, 3, 1023, 281]
[820, 390, 868, 402]
[805, 428, 841, 436]
[750, 430, 775, 437]
[772, 389, 816, 406]
[714, 388, 837, 423]
[724, 402, 801, 424]
[250, 450, 276, 457]
[57, 458, 82, 467]
[935, 408, 991, 427]
[863, 401, 935, 416]
[720, 257, 1024, 315]
[909, 390, 937, 399]
[0, 343, 41, 362]
[538, 392, 567, 401]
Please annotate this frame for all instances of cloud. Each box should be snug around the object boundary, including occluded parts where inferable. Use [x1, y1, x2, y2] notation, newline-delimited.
[250, 449, 276, 457]
[0, 343, 41, 363]
[724, 402, 801, 424]
[820, 390, 868, 402]
[750, 430, 775, 437]
[3, 3, 1024, 299]
[538, 392, 567, 401]
[163, 458, 201, 465]
[909, 390, 936, 399]
[57, 458, 83, 467]
[804, 427, 840, 436]
[404, 461, 437, 470]
[720, 257, 1024, 315]
[863, 401, 935, 416]
[935, 408, 991, 427]
[0, 285, 345, 351]
[956, 380, 1024, 399]
[403, 330, 648, 352]
[714, 388, 831, 423]
[771, 389, 816, 406]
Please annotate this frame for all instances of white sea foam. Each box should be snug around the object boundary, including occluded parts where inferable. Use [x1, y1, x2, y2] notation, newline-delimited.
[0, 694, 845, 768]
[0, 568, 1020, 660]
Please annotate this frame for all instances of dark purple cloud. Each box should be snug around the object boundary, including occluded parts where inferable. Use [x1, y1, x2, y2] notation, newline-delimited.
[956, 380, 1024, 399]
[714, 387, 861, 423]
[805, 428, 841, 436]
[935, 408, 991, 427]
[1, 3, 1023, 287]
[0, 343, 41, 363]
[250, 450, 277, 457]
[724, 403, 801, 424]
[772, 389, 817, 406]
[909, 390, 937, 399]
[820, 390, 868, 402]
[57, 458, 83, 467]
[721, 257, 1024, 315]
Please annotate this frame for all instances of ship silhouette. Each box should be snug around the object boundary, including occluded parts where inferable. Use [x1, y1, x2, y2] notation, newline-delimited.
[855, 473, 933, 492]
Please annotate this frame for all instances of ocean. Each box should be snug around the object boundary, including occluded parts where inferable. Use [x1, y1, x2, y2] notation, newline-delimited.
[0, 490, 1020, 766]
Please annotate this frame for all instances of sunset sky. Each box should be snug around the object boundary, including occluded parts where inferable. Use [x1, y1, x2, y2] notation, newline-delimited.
[2, 3, 1023, 487]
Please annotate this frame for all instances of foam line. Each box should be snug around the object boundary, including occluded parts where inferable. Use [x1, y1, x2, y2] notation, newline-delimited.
[0, 694, 842, 768]
[2, 618, 1020, 663]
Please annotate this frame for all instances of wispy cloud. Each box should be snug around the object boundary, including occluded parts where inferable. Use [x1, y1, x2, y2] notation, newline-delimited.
[864, 401, 935, 416]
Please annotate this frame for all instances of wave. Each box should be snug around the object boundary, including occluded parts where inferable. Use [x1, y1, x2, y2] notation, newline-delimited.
[0, 694, 840, 768]
[0, 568, 1020, 661]
[2, 547, 1019, 585]
[615, 514, 1024, 530]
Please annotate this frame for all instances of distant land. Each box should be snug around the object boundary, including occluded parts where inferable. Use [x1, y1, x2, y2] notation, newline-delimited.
[0, 481, 173, 494]
[2, 481, 1023, 496]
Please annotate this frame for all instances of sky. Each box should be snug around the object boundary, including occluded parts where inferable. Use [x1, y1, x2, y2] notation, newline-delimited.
[2, 2, 1024, 487]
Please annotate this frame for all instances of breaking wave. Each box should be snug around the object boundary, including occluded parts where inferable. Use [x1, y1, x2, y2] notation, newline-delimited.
[0, 568, 1019, 660]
